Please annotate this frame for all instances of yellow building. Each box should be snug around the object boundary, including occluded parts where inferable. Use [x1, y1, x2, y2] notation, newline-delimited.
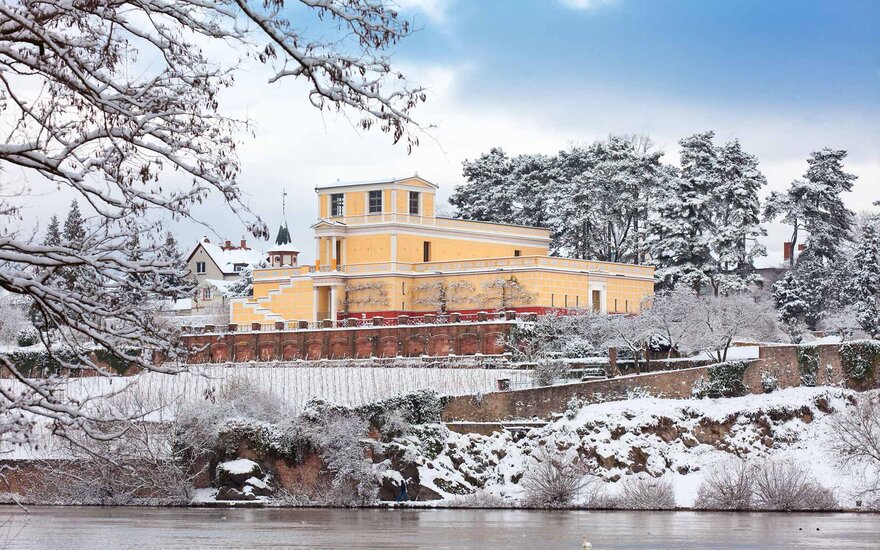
[230, 176, 654, 325]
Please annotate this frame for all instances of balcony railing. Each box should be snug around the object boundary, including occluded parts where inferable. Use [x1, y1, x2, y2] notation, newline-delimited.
[323, 213, 550, 238]
[180, 311, 530, 335]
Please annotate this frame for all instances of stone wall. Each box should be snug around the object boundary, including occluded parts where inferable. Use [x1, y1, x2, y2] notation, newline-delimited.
[181, 322, 514, 363]
[442, 343, 876, 422]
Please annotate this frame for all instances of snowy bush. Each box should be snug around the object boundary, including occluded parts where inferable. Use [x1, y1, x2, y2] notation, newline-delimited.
[175, 376, 299, 462]
[449, 490, 514, 508]
[797, 346, 820, 387]
[615, 476, 676, 510]
[751, 459, 837, 510]
[694, 459, 753, 510]
[0, 292, 32, 346]
[302, 413, 384, 506]
[840, 341, 880, 382]
[15, 327, 38, 347]
[531, 358, 570, 387]
[6, 348, 82, 377]
[692, 361, 749, 399]
[520, 449, 598, 508]
[355, 389, 444, 432]
[761, 372, 779, 394]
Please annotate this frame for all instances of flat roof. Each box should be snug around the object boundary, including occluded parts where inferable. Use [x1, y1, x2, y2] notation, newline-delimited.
[315, 175, 438, 191]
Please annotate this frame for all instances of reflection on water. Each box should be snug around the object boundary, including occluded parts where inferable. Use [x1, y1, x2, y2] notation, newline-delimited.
[2, 506, 880, 549]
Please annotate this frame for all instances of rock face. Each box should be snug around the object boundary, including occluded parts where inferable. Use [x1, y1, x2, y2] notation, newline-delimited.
[215, 459, 274, 501]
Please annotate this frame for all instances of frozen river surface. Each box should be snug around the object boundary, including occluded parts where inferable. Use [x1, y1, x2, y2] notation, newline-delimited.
[3, 506, 880, 549]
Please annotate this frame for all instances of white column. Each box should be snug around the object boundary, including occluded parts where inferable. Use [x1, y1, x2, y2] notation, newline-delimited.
[313, 286, 319, 323]
[331, 236, 338, 263]
[330, 286, 338, 326]
[314, 237, 321, 264]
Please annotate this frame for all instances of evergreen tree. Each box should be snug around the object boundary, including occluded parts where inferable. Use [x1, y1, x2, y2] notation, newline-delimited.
[852, 223, 880, 337]
[156, 232, 192, 299]
[62, 200, 86, 246]
[227, 260, 267, 298]
[548, 144, 600, 258]
[711, 139, 767, 293]
[509, 153, 553, 228]
[800, 148, 857, 262]
[451, 148, 517, 223]
[123, 229, 148, 307]
[764, 148, 856, 266]
[44, 215, 61, 246]
[59, 200, 90, 295]
[648, 132, 718, 291]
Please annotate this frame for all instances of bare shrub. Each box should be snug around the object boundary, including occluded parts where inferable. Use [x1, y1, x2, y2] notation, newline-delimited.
[520, 449, 597, 508]
[531, 359, 570, 387]
[830, 394, 880, 507]
[27, 385, 210, 505]
[615, 476, 677, 510]
[302, 413, 384, 506]
[449, 490, 514, 508]
[751, 459, 837, 510]
[694, 459, 753, 510]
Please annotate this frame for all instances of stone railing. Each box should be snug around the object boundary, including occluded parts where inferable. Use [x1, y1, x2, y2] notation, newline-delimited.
[180, 310, 533, 335]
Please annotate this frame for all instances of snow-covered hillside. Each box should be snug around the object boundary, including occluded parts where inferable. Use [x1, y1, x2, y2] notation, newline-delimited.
[399, 387, 869, 509]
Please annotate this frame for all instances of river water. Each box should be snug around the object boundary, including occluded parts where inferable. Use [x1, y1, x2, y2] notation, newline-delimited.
[2, 506, 879, 549]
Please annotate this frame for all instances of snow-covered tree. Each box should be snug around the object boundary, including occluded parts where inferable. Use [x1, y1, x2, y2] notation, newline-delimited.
[43, 215, 61, 246]
[156, 232, 192, 299]
[764, 149, 856, 266]
[451, 148, 517, 223]
[687, 293, 780, 362]
[227, 261, 268, 299]
[639, 287, 703, 358]
[852, 223, 880, 338]
[647, 132, 718, 291]
[0, 0, 424, 443]
[711, 140, 767, 293]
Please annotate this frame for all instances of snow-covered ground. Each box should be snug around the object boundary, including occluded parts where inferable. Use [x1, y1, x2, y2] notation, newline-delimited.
[0, 364, 530, 458]
[408, 386, 869, 509]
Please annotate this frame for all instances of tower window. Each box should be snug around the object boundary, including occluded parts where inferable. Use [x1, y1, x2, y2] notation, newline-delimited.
[423, 241, 431, 262]
[368, 190, 383, 214]
[330, 193, 345, 217]
[409, 191, 420, 215]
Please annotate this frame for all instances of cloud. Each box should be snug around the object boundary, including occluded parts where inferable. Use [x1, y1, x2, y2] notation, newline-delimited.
[557, 0, 618, 10]
[392, 0, 454, 25]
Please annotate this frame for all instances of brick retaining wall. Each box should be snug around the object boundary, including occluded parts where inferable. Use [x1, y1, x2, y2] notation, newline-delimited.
[181, 322, 515, 363]
[441, 343, 877, 422]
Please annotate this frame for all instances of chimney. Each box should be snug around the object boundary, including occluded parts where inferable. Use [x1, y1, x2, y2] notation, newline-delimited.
[240, 239, 248, 249]
[203, 236, 210, 243]
[783, 242, 793, 262]
[224, 240, 232, 250]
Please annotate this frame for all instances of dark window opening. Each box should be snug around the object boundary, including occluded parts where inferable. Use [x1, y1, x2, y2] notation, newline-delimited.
[368, 190, 383, 214]
[423, 241, 431, 262]
[196, 261, 206, 274]
[592, 290, 601, 313]
[409, 191, 420, 215]
[514, 250, 521, 257]
[330, 193, 345, 217]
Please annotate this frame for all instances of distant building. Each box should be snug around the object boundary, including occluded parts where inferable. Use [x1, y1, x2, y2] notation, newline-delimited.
[185, 237, 265, 284]
[230, 175, 655, 325]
